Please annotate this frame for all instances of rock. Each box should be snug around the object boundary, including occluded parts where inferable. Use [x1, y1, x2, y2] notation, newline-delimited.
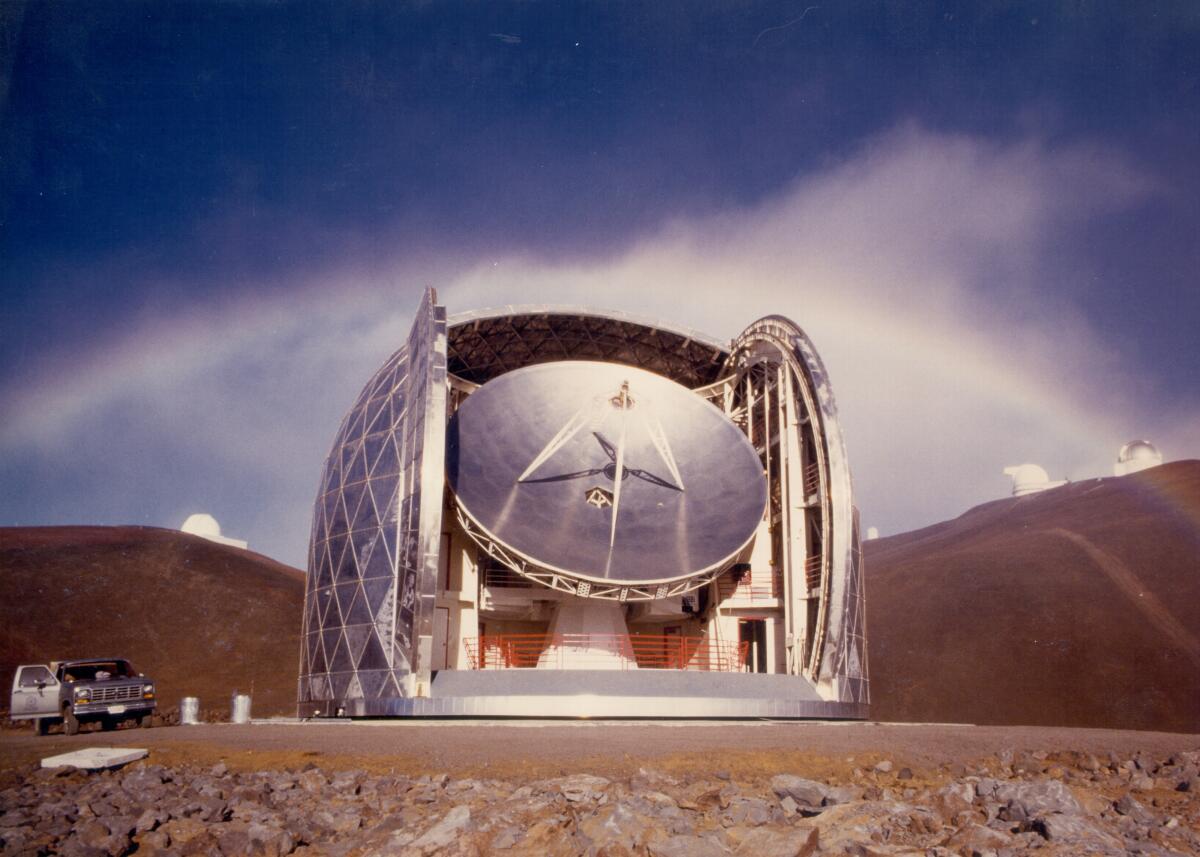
[576, 802, 651, 852]
[629, 789, 679, 816]
[1114, 793, 1153, 823]
[649, 834, 729, 857]
[247, 822, 295, 857]
[490, 826, 522, 849]
[409, 805, 471, 852]
[1131, 774, 1155, 791]
[135, 807, 167, 833]
[101, 814, 137, 839]
[297, 770, 326, 793]
[161, 816, 209, 845]
[76, 818, 121, 852]
[558, 774, 609, 803]
[312, 808, 363, 835]
[973, 777, 998, 799]
[674, 781, 730, 811]
[873, 760, 893, 774]
[1038, 813, 1126, 855]
[770, 775, 829, 809]
[824, 784, 864, 805]
[217, 827, 252, 855]
[330, 770, 363, 793]
[809, 800, 937, 853]
[729, 826, 818, 857]
[1071, 787, 1112, 817]
[779, 796, 798, 817]
[195, 795, 230, 822]
[895, 768, 912, 781]
[723, 796, 772, 826]
[134, 828, 170, 852]
[633, 768, 679, 789]
[946, 822, 1014, 853]
[502, 818, 575, 857]
[994, 779, 1083, 817]
[932, 780, 975, 821]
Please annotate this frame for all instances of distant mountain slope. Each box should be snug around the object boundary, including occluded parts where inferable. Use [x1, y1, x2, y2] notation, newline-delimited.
[864, 460, 1200, 733]
[0, 526, 304, 717]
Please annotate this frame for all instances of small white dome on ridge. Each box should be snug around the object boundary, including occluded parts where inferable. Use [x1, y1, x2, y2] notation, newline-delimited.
[1003, 464, 1066, 497]
[1114, 440, 1163, 476]
[179, 513, 247, 549]
[181, 513, 222, 538]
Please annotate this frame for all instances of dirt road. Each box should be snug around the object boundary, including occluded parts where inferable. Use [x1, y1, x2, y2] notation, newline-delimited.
[3, 720, 1197, 780]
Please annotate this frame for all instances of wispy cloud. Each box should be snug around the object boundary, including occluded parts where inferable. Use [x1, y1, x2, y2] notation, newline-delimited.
[2, 125, 1193, 565]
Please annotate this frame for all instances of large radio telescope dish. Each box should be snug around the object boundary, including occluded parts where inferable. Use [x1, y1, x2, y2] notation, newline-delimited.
[447, 361, 767, 587]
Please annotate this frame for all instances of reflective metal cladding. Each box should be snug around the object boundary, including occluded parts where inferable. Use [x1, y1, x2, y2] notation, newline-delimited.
[447, 361, 767, 585]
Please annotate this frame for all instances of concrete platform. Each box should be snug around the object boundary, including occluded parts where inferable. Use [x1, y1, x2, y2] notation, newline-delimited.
[311, 670, 868, 719]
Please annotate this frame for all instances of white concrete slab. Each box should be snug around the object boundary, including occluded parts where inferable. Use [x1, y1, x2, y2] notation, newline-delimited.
[41, 747, 148, 770]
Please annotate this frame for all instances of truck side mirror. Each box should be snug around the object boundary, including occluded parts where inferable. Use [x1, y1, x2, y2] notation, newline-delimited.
[35, 680, 47, 689]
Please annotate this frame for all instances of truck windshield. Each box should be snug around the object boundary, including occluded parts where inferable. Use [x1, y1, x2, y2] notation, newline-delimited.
[60, 661, 136, 681]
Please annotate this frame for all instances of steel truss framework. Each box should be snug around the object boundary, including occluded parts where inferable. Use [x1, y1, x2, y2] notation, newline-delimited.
[297, 296, 867, 716]
[447, 307, 728, 389]
[724, 317, 868, 705]
[454, 507, 728, 603]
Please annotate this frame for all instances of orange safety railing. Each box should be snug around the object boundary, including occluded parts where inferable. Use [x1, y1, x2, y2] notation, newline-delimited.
[717, 566, 782, 602]
[462, 634, 749, 672]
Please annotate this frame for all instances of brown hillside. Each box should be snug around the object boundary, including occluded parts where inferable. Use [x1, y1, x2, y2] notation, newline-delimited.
[0, 526, 304, 717]
[864, 460, 1200, 733]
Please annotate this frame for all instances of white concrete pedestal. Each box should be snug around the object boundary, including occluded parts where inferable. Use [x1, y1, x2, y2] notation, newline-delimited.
[538, 599, 637, 670]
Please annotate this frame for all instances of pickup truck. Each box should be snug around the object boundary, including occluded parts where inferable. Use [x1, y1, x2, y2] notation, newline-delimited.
[9, 658, 156, 735]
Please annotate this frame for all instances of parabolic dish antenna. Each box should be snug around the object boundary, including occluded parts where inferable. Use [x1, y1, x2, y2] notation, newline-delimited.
[447, 361, 767, 587]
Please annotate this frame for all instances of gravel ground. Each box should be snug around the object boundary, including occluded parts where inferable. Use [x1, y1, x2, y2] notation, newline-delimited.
[2, 720, 1198, 779]
[1, 724, 1198, 856]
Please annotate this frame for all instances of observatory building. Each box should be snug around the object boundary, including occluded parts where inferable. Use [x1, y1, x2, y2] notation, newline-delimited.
[1114, 440, 1163, 477]
[180, 513, 248, 549]
[297, 290, 867, 718]
[1002, 464, 1067, 497]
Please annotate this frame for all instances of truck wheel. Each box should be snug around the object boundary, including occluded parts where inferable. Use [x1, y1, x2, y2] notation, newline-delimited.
[138, 714, 152, 729]
[63, 706, 79, 736]
[35, 718, 50, 736]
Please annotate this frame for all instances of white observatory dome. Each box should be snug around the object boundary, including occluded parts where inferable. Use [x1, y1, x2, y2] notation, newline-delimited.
[181, 513, 222, 538]
[1003, 464, 1066, 497]
[180, 513, 248, 549]
[1114, 440, 1163, 476]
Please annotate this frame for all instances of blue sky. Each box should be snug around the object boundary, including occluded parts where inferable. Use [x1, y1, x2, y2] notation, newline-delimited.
[2, 2, 1198, 566]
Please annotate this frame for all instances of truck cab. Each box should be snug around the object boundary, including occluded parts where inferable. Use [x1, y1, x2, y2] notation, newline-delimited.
[10, 658, 156, 735]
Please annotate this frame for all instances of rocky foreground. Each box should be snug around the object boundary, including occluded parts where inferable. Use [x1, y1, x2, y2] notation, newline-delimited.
[1, 749, 1198, 856]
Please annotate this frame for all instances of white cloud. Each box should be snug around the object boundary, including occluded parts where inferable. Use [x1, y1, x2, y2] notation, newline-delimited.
[3, 124, 1194, 564]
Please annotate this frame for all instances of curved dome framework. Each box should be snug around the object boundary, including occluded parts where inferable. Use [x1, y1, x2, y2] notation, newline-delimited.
[297, 290, 867, 717]
[447, 307, 729, 388]
[720, 317, 867, 699]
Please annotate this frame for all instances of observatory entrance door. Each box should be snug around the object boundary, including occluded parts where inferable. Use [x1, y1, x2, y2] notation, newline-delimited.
[739, 619, 768, 673]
